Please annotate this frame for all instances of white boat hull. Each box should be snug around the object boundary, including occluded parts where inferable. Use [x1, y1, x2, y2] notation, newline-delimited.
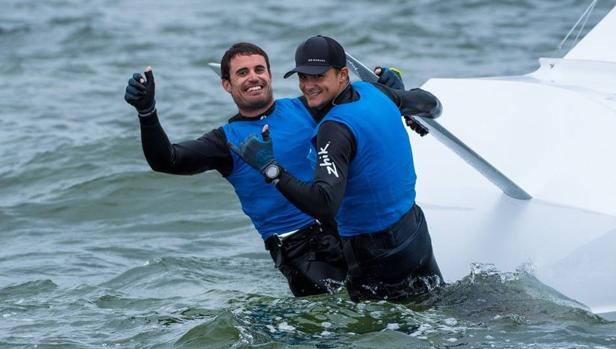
[415, 6, 616, 314]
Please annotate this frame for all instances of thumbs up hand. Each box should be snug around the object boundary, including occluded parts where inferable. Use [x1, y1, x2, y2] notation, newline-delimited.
[229, 125, 278, 176]
[124, 66, 156, 115]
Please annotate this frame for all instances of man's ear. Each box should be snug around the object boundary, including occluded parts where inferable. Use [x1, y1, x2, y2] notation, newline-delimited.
[338, 67, 349, 84]
[222, 79, 232, 93]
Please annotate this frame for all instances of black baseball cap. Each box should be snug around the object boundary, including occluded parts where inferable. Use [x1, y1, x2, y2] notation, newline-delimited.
[284, 35, 346, 79]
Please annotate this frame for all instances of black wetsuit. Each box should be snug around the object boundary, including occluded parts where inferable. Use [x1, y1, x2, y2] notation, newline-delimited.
[273, 84, 444, 301]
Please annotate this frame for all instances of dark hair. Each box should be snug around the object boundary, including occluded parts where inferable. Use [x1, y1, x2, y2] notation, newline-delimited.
[220, 42, 271, 80]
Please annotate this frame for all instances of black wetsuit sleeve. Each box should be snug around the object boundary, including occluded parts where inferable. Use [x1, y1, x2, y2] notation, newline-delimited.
[276, 121, 355, 223]
[372, 83, 403, 108]
[138, 111, 233, 177]
[374, 83, 441, 118]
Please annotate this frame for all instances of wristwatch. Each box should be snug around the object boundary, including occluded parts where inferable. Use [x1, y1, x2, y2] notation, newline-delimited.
[264, 163, 281, 183]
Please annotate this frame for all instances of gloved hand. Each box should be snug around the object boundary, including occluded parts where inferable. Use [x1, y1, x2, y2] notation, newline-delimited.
[374, 66, 405, 90]
[404, 116, 429, 137]
[124, 68, 156, 115]
[228, 125, 277, 174]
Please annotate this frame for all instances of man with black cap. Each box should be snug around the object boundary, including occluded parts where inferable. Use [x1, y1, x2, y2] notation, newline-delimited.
[231, 35, 443, 301]
[124, 42, 408, 298]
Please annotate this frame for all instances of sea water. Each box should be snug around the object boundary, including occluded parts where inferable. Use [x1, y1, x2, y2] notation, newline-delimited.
[2, 0, 616, 347]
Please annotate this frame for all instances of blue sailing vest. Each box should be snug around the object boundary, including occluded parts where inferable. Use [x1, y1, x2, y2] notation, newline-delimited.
[314, 82, 416, 237]
[223, 98, 315, 240]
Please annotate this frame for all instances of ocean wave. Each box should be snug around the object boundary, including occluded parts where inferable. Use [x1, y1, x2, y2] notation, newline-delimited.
[174, 263, 614, 348]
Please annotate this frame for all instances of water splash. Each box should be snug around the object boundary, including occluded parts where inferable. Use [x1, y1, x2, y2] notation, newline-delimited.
[197, 263, 614, 347]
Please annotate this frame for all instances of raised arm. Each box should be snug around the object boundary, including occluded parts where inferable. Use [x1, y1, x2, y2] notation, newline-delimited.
[125, 68, 233, 176]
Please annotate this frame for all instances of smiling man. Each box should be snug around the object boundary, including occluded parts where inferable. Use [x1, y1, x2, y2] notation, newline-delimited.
[231, 36, 444, 302]
[124, 43, 347, 297]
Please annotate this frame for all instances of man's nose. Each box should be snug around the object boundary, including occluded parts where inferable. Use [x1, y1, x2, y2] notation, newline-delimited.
[247, 70, 260, 81]
[302, 78, 315, 89]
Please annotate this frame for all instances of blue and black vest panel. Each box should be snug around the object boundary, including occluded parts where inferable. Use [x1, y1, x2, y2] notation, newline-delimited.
[315, 82, 416, 237]
[223, 98, 316, 240]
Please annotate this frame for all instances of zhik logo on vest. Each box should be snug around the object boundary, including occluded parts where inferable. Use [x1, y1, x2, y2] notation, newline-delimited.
[318, 142, 338, 178]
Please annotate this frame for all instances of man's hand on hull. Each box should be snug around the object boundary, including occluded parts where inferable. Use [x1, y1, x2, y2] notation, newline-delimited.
[373, 66, 429, 136]
[125, 66, 156, 115]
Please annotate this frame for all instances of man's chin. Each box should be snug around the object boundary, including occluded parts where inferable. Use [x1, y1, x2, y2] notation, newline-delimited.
[232, 89, 273, 111]
[238, 97, 273, 113]
[307, 98, 326, 109]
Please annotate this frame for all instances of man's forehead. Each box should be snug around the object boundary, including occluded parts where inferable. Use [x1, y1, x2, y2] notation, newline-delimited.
[230, 54, 267, 69]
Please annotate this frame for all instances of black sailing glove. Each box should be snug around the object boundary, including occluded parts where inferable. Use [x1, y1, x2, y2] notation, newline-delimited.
[375, 66, 405, 90]
[228, 126, 277, 175]
[404, 117, 430, 137]
[124, 69, 156, 115]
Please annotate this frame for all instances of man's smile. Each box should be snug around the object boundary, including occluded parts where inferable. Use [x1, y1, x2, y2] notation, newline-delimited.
[244, 83, 266, 95]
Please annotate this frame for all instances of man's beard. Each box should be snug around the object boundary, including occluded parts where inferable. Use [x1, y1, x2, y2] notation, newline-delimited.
[232, 91, 273, 114]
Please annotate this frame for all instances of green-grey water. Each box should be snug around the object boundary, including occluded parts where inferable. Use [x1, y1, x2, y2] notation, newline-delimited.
[2, 0, 616, 348]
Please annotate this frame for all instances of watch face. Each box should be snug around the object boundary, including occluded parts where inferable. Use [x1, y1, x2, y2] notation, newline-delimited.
[265, 164, 280, 179]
